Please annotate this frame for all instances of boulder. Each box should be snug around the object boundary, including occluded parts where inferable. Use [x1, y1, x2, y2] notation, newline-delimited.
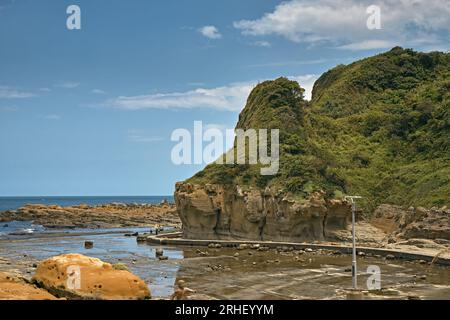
[32, 254, 151, 300]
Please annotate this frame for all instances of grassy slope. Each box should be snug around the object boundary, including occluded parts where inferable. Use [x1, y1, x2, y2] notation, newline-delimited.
[186, 47, 450, 215]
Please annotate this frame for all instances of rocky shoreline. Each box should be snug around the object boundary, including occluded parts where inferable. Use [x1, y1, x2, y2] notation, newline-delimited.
[0, 202, 181, 229]
[174, 183, 450, 248]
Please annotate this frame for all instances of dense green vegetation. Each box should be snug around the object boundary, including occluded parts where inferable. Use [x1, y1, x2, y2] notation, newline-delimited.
[187, 47, 450, 214]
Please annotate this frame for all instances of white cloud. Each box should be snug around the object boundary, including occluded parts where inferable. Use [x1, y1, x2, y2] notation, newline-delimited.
[337, 40, 396, 51]
[109, 82, 253, 112]
[233, 0, 450, 50]
[107, 75, 319, 112]
[199, 25, 222, 39]
[0, 86, 36, 98]
[288, 75, 318, 101]
[246, 58, 333, 68]
[92, 89, 106, 94]
[252, 41, 271, 47]
[127, 130, 163, 143]
[55, 81, 80, 89]
[39, 87, 52, 92]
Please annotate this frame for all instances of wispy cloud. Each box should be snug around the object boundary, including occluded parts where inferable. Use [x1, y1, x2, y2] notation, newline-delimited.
[0, 86, 36, 98]
[1, 105, 18, 112]
[233, 0, 450, 50]
[252, 41, 271, 47]
[246, 58, 334, 68]
[107, 74, 319, 112]
[92, 89, 106, 94]
[39, 87, 52, 92]
[108, 82, 255, 112]
[199, 25, 222, 39]
[55, 81, 80, 89]
[127, 130, 163, 143]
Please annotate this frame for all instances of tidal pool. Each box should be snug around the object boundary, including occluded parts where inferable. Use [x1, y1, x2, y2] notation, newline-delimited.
[0, 226, 449, 299]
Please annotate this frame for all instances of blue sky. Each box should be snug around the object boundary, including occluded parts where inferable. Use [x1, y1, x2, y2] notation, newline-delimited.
[0, 0, 448, 196]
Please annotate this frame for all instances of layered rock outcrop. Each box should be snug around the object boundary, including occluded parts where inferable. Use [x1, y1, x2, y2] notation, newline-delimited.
[175, 183, 351, 242]
[32, 254, 151, 300]
[373, 204, 450, 240]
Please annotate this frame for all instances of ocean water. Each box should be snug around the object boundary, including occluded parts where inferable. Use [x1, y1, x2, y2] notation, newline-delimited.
[0, 196, 174, 212]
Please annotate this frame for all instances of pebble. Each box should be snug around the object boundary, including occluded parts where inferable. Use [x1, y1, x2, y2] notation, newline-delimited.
[385, 254, 395, 260]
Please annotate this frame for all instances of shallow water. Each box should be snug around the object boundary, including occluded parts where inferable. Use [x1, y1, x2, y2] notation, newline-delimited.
[1, 226, 450, 299]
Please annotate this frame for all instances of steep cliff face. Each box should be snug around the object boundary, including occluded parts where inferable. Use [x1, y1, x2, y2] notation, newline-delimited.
[175, 183, 350, 241]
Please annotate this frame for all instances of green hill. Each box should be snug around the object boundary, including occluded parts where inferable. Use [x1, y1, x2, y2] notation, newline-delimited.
[186, 47, 450, 214]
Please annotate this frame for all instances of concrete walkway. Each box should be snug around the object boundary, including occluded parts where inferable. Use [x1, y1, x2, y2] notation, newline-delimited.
[139, 232, 450, 266]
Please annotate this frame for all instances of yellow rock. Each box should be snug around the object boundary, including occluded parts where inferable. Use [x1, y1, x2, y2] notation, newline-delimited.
[0, 272, 57, 300]
[32, 253, 151, 300]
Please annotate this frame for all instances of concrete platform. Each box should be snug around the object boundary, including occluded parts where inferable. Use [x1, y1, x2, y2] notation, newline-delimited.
[139, 232, 450, 266]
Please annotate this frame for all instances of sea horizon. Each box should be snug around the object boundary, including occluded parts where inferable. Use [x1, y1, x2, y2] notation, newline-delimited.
[0, 195, 174, 212]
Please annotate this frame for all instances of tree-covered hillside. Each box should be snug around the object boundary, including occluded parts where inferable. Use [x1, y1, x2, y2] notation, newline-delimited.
[186, 47, 450, 214]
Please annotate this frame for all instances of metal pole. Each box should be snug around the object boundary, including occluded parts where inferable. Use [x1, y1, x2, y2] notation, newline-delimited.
[345, 195, 361, 290]
[351, 200, 357, 289]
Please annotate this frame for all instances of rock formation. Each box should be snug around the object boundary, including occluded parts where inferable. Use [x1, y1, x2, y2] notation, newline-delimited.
[174, 48, 449, 242]
[0, 203, 179, 229]
[32, 254, 151, 300]
[373, 204, 450, 240]
[175, 183, 351, 241]
[0, 272, 57, 300]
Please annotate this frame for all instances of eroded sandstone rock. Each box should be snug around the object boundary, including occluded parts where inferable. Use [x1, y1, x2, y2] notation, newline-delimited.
[372, 204, 450, 240]
[0, 272, 57, 300]
[32, 254, 151, 300]
[175, 182, 351, 241]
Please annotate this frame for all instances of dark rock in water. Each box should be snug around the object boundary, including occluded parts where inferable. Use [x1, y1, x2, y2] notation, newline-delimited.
[158, 255, 168, 261]
[125, 232, 139, 237]
[385, 254, 395, 260]
[155, 248, 164, 257]
[84, 241, 94, 249]
[2, 224, 8, 228]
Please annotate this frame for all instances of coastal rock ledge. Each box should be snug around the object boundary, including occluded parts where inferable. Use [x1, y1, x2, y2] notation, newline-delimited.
[175, 183, 351, 242]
